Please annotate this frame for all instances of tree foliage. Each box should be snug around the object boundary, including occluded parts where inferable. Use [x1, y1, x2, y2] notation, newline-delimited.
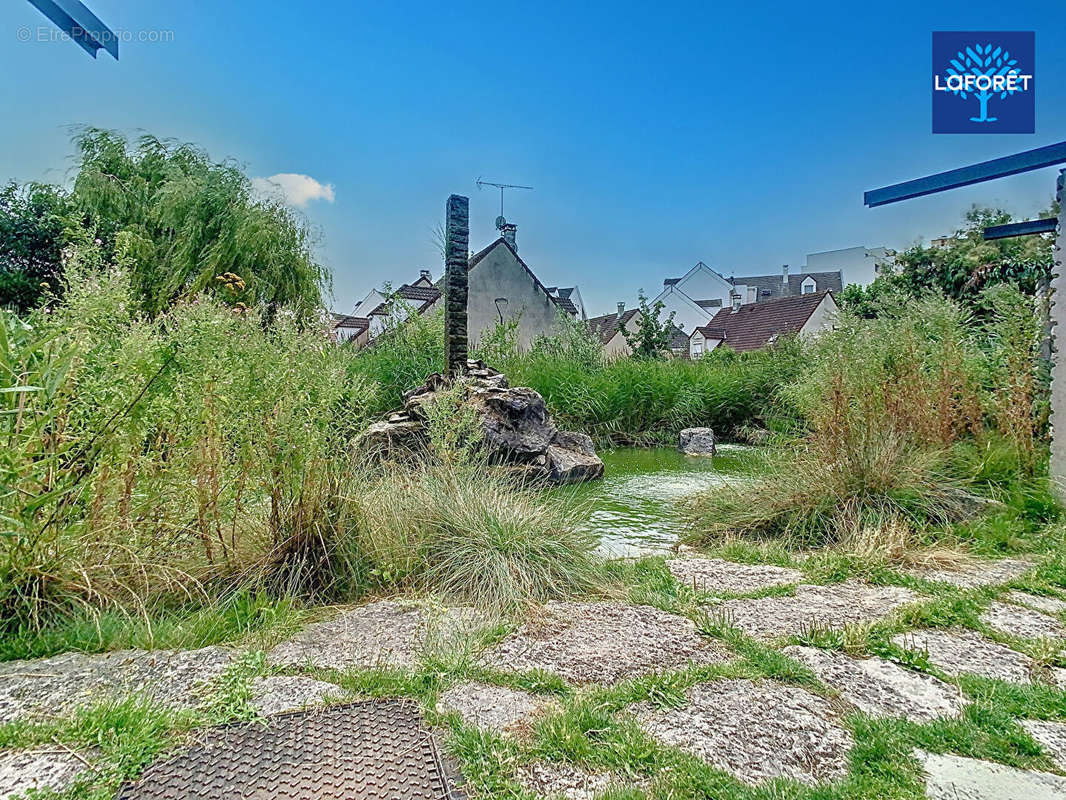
[0, 182, 77, 313]
[70, 129, 329, 318]
[621, 291, 677, 359]
[839, 204, 1056, 317]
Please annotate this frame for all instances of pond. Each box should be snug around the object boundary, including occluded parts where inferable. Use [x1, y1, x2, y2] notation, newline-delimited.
[550, 446, 759, 557]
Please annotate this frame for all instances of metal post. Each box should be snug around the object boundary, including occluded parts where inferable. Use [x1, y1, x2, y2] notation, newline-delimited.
[443, 194, 470, 378]
[1050, 170, 1066, 497]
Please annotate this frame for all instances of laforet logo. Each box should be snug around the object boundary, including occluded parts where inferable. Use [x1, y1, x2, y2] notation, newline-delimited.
[932, 31, 1034, 134]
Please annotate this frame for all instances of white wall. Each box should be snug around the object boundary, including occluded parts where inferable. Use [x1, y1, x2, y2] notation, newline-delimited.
[805, 246, 892, 289]
[468, 242, 561, 349]
[799, 293, 840, 338]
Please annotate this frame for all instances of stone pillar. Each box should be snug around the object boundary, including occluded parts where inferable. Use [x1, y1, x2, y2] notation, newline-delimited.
[1049, 170, 1066, 498]
[444, 194, 470, 377]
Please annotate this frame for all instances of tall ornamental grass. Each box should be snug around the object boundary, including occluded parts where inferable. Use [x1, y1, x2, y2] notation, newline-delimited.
[498, 339, 804, 446]
[1, 266, 374, 631]
[686, 291, 1049, 550]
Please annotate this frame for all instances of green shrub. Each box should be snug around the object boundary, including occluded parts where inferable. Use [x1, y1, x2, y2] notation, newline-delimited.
[505, 341, 803, 446]
[685, 293, 1050, 550]
[1, 265, 375, 631]
[357, 462, 600, 609]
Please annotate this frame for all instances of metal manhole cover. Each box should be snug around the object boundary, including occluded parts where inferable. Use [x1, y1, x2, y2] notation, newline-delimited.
[116, 699, 464, 799]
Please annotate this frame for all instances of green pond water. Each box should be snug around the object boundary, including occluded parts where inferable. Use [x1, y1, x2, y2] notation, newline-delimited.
[549, 446, 759, 557]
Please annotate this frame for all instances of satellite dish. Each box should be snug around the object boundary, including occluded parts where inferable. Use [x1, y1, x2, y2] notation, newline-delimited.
[495, 215, 507, 230]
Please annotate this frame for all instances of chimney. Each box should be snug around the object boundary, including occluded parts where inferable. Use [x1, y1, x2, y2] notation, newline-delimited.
[501, 222, 517, 251]
[730, 291, 741, 313]
[419, 269, 431, 281]
[782, 264, 789, 288]
[617, 301, 625, 319]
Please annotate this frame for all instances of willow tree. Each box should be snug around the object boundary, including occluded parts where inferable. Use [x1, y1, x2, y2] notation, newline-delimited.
[72, 129, 329, 319]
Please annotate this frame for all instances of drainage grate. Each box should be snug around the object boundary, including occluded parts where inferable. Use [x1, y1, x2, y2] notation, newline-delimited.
[116, 699, 464, 799]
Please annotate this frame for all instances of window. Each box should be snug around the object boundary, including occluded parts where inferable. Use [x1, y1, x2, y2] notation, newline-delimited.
[692, 339, 703, 356]
[802, 279, 816, 294]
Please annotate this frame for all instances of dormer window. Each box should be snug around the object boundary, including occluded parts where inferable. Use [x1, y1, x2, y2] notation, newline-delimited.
[801, 277, 816, 294]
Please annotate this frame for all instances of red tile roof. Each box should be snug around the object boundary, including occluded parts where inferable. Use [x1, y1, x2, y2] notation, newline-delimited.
[694, 291, 832, 352]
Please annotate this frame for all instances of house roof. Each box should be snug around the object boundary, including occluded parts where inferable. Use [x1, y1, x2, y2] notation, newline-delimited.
[396, 283, 440, 304]
[730, 271, 842, 299]
[693, 291, 832, 352]
[667, 324, 690, 352]
[544, 286, 579, 315]
[331, 314, 369, 330]
[663, 277, 680, 286]
[586, 308, 639, 344]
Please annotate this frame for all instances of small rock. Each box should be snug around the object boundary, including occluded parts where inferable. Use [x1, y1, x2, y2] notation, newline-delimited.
[633, 679, 853, 785]
[514, 762, 622, 800]
[918, 749, 1066, 800]
[667, 558, 804, 594]
[0, 747, 96, 797]
[714, 581, 917, 640]
[0, 646, 234, 724]
[981, 602, 1066, 640]
[545, 431, 604, 484]
[891, 629, 1033, 684]
[486, 601, 730, 685]
[250, 676, 341, 716]
[782, 646, 967, 722]
[1007, 591, 1066, 616]
[905, 558, 1033, 589]
[436, 682, 554, 736]
[1021, 720, 1066, 770]
[679, 427, 716, 456]
[268, 601, 484, 671]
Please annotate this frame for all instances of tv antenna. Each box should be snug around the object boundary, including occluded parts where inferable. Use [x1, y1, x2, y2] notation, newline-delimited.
[476, 178, 533, 230]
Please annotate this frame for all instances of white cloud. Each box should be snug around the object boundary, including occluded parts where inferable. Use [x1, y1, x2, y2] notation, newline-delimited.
[251, 173, 336, 207]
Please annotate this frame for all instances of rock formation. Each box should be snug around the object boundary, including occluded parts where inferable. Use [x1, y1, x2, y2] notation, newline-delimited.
[679, 427, 716, 456]
[361, 360, 604, 484]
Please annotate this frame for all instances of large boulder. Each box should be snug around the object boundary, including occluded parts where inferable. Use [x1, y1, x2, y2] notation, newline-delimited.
[679, 427, 716, 456]
[361, 360, 604, 485]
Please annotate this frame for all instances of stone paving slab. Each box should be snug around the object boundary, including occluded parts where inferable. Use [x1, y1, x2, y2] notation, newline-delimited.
[514, 762, 626, 800]
[891, 629, 1032, 684]
[1008, 591, 1066, 616]
[1021, 720, 1066, 770]
[782, 646, 967, 723]
[713, 581, 918, 640]
[0, 646, 235, 724]
[0, 747, 96, 797]
[436, 682, 556, 736]
[905, 558, 1033, 589]
[980, 602, 1066, 640]
[250, 676, 343, 716]
[485, 601, 730, 685]
[632, 679, 853, 786]
[666, 558, 804, 594]
[268, 600, 484, 671]
[918, 749, 1066, 800]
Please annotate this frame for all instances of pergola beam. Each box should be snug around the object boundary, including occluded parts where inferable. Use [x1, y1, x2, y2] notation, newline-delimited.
[26, 0, 118, 59]
[864, 141, 1066, 208]
[983, 218, 1058, 241]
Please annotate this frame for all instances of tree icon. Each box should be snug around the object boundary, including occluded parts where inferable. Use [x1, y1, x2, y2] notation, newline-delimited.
[943, 43, 1023, 123]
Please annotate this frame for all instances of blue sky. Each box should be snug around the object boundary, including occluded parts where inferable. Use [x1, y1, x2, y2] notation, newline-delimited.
[2, 1, 1065, 315]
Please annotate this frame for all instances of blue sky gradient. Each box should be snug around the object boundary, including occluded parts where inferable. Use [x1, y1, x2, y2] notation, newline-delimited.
[2, 0, 1065, 315]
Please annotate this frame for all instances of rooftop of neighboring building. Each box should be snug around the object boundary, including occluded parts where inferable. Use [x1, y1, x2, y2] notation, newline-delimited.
[692, 291, 833, 352]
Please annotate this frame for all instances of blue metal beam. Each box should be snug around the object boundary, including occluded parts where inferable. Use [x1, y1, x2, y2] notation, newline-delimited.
[26, 0, 118, 59]
[865, 141, 1066, 207]
[983, 218, 1058, 241]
